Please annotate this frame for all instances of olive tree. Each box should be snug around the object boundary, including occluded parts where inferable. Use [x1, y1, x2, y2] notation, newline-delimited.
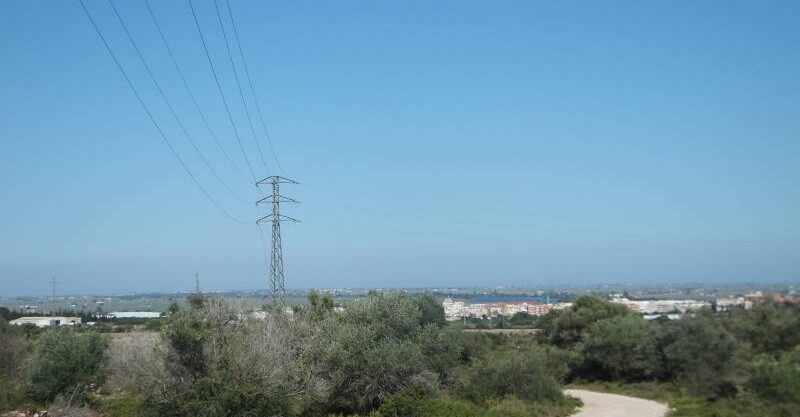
[301, 292, 449, 414]
[152, 299, 323, 417]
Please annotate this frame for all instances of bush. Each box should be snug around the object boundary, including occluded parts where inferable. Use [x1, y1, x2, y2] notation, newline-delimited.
[455, 348, 563, 404]
[377, 392, 480, 417]
[307, 290, 335, 320]
[0, 377, 26, 412]
[578, 315, 660, 381]
[663, 315, 743, 399]
[152, 373, 297, 417]
[304, 292, 447, 414]
[482, 395, 580, 417]
[376, 384, 435, 417]
[747, 348, 800, 404]
[418, 325, 463, 381]
[0, 318, 28, 381]
[545, 296, 630, 347]
[414, 294, 446, 328]
[104, 333, 169, 396]
[27, 328, 109, 403]
[151, 299, 319, 417]
[417, 396, 481, 417]
[508, 312, 537, 327]
[725, 302, 800, 355]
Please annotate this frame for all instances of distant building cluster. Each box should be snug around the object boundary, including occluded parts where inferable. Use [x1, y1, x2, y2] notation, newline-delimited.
[9, 316, 82, 328]
[7, 311, 161, 328]
[718, 291, 800, 310]
[611, 298, 711, 314]
[441, 297, 571, 321]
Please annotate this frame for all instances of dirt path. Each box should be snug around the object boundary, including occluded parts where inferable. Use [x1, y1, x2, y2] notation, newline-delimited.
[565, 389, 668, 417]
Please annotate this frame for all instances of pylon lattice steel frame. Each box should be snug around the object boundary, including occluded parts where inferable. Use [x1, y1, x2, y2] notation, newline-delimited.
[256, 176, 299, 307]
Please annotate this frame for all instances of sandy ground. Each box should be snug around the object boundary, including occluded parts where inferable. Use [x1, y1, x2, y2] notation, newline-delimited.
[565, 389, 669, 417]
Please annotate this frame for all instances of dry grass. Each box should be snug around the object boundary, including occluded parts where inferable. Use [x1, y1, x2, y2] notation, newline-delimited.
[104, 332, 170, 396]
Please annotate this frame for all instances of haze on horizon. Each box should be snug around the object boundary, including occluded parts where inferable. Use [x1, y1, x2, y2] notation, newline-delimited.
[1, 1, 798, 297]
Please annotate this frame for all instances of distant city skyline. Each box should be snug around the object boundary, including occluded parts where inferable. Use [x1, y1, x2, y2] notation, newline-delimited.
[2, 279, 796, 300]
[1, 1, 798, 296]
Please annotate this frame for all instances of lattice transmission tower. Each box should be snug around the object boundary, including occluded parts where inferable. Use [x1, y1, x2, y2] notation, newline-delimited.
[256, 176, 299, 308]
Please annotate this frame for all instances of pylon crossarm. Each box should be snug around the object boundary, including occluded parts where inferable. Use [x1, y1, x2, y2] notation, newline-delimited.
[255, 195, 300, 205]
[278, 214, 301, 223]
[256, 214, 301, 224]
[255, 175, 301, 186]
[273, 176, 301, 184]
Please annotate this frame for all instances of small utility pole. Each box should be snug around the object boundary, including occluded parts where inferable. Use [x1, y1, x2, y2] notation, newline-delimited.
[256, 176, 299, 308]
[195, 271, 201, 293]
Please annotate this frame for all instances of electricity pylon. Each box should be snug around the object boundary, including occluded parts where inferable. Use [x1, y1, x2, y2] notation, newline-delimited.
[256, 176, 299, 308]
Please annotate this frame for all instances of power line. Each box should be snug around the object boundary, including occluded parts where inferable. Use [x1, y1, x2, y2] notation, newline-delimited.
[108, 0, 250, 205]
[188, 0, 258, 183]
[224, 0, 285, 175]
[77, 0, 247, 224]
[143, 0, 249, 182]
[186, 0, 288, 299]
[212, 0, 270, 175]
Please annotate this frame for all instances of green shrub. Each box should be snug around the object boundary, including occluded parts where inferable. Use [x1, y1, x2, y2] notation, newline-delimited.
[724, 302, 800, 355]
[0, 377, 26, 412]
[414, 294, 446, 328]
[27, 328, 109, 402]
[0, 318, 28, 381]
[747, 348, 800, 404]
[663, 316, 743, 399]
[151, 373, 296, 417]
[152, 300, 314, 417]
[378, 393, 481, 417]
[305, 292, 448, 414]
[482, 396, 580, 417]
[455, 348, 563, 404]
[578, 315, 660, 381]
[143, 319, 164, 332]
[376, 384, 434, 417]
[419, 396, 481, 417]
[545, 296, 630, 347]
[307, 290, 335, 320]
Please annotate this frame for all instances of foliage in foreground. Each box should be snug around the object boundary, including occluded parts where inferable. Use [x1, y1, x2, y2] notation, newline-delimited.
[27, 327, 109, 403]
[6, 292, 798, 417]
[133, 292, 572, 417]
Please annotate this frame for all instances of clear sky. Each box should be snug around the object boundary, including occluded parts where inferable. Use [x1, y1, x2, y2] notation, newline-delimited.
[1, 1, 798, 296]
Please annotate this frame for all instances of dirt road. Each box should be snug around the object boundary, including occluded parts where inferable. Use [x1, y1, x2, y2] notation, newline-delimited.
[565, 389, 668, 417]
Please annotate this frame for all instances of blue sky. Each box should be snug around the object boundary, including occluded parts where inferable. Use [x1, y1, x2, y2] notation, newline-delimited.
[1, 1, 798, 296]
